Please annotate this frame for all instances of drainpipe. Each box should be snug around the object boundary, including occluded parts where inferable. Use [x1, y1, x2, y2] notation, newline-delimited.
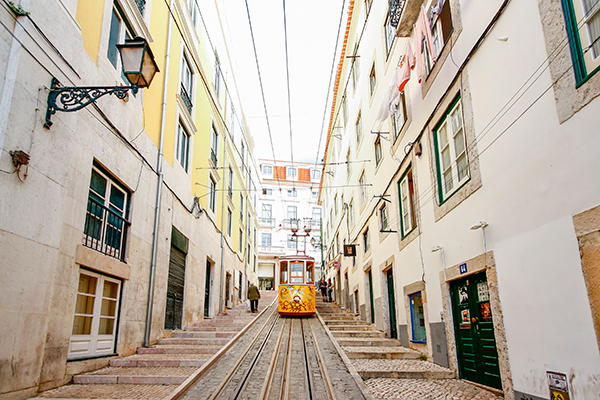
[0, 0, 30, 157]
[218, 133, 228, 313]
[144, 0, 173, 347]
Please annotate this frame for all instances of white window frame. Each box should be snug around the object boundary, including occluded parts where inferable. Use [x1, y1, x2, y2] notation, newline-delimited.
[374, 135, 382, 166]
[262, 165, 273, 176]
[176, 121, 191, 172]
[359, 172, 368, 205]
[399, 168, 416, 237]
[227, 208, 232, 236]
[209, 176, 217, 212]
[355, 111, 363, 146]
[380, 204, 388, 231]
[286, 167, 297, 180]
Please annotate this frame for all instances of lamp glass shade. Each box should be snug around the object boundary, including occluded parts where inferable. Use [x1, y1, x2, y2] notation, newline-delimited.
[117, 37, 159, 88]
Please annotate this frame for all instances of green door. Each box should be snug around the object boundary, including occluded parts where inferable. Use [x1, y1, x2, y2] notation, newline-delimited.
[368, 270, 375, 324]
[204, 260, 211, 317]
[450, 272, 502, 390]
[386, 268, 397, 339]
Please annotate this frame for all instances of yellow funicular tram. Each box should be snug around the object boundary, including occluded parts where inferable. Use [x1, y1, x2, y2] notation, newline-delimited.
[277, 220, 316, 316]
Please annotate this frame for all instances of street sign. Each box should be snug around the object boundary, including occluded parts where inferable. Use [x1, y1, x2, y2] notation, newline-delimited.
[459, 263, 467, 274]
[332, 261, 340, 269]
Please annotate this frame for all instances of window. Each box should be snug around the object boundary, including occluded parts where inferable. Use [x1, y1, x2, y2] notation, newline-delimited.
[262, 188, 272, 195]
[392, 93, 408, 141]
[227, 167, 233, 199]
[380, 204, 388, 231]
[433, 97, 469, 202]
[262, 165, 273, 175]
[214, 53, 221, 97]
[384, 12, 396, 57]
[425, 0, 453, 75]
[84, 165, 130, 261]
[290, 261, 303, 283]
[369, 64, 377, 96]
[287, 189, 297, 197]
[239, 195, 244, 221]
[286, 167, 297, 179]
[410, 292, 426, 342]
[262, 233, 272, 247]
[312, 207, 321, 221]
[348, 200, 354, 228]
[209, 177, 217, 212]
[363, 228, 370, 252]
[287, 234, 297, 249]
[262, 204, 272, 219]
[399, 167, 416, 237]
[210, 125, 218, 166]
[230, 106, 236, 140]
[342, 91, 348, 125]
[240, 142, 245, 169]
[247, 244, 251, 264]
[227, 208, 232, 236]
[187, 0, 198, 26]
[311, 169, 321, 181]
[334, 194, 338, 216]
[239, 228, 243, 252]
[306, 261, 314, 284]
[280, 261, 288, 283]
[176, 122, 190, 172]
[69, 270, 122, 359]
[287, 205, 297, 221]
[346, 149, 352, 178]
[335, 234, 340, 255]
[359, 172, 367, 204]
[107, 4, 132, 75]
[374, 135, 382, 166]
[563, 0, 600, 84]
[180, 55, 194, 114]
[312, 191, 318, 199]
[355, 111, 363, 144]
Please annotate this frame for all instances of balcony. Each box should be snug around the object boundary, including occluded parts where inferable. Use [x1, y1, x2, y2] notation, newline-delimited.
[180, 85, 193, 115]
[83, 198, 130, 262]
[391, 0, 424, 37]
[259, 217, 275, 227]
[309, 219, 321, 230]
[259, 245, 285, 254]
[135, 0, 146, 15]
[282, 219, 300, 229]
[210, 148, 218, 166]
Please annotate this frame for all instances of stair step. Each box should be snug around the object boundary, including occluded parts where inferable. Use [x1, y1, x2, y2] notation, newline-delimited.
[73, 367, 197, 385]
[172, 331, 237, 339]
[352, 360, 455, 380]
[157, 338, 231, 346]
[336, 338, 403, 347]
[138, 345, 221, 354]
[342, 346, 421, 359]
[331, 331, 385, 338]
[327, 325, 376, 331]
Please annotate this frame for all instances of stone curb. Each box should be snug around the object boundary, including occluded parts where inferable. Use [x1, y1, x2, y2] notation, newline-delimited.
[315, 310, 377, 400]
[164, 297, 277, 400]
[356, 370, 456, 379]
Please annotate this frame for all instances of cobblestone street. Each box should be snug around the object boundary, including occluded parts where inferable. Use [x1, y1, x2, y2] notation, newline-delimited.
[365, 378, 503, 400]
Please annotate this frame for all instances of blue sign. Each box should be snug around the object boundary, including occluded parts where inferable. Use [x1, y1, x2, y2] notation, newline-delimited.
[459, 263, 467, 274]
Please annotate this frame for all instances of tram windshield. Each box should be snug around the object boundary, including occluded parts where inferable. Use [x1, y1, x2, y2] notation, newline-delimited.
[306, 262, 314, 284]
[290, 261, 304, 283]
[280, 261, 288, 284]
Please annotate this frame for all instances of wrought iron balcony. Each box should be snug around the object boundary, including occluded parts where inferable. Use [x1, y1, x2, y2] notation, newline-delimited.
[210, 148, 218, 166]
[282, 218, 300, 229]
[259, 217, 275, 227]
[180, 85, 193, 115]
[83, 197, 130, 262]
[135, 0, 146, 15]
[227, 186, 233, 199]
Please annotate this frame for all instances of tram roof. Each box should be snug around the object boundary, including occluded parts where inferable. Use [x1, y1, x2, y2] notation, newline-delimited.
[278, 254, 315, 262]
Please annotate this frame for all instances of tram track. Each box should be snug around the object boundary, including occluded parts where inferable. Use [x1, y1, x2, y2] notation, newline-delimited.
[186, 304, 336, 400]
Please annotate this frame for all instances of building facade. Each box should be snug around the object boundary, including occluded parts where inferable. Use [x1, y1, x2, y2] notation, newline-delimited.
[257, 160, 323, 291]
[0, 0, 258, 397]
[320, 0, 600, 398]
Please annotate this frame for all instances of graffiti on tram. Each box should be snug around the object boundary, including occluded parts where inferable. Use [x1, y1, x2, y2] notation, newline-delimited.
[278, 285, 315, 314]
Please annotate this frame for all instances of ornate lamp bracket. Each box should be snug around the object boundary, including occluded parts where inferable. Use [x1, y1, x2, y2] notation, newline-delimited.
[44, 78, 138, 129]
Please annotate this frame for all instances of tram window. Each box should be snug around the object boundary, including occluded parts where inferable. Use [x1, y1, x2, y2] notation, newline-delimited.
[290, 261, 304, 283]
[280, 261, 288, 284]
[306, 262, 314, 284]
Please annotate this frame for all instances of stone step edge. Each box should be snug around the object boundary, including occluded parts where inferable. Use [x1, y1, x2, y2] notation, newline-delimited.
[356, 370, 456, 380]
[110, 359, 206, 367]
[72, 375, 187, 385]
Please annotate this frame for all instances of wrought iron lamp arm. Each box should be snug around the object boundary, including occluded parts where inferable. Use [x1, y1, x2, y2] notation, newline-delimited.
[44, 78, 138, 128]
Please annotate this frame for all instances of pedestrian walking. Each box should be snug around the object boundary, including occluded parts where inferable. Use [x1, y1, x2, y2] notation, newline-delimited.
[247, 282, 261, 313]
[319, 278, 328, 301]
[327, 278, 333, 303]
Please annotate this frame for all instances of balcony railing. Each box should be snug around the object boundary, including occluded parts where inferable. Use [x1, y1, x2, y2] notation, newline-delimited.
[309, 219, 321, 230]
[83, 197, 130, 262]
[389, 0, 406, 28]
[180, 85, 193, 115]
[259, 245, 285, 253]
[210, 148, 218, 166]
[282, 218, 300, 229]
[135, 0, 146, 15]
[259, 217, 275, 227]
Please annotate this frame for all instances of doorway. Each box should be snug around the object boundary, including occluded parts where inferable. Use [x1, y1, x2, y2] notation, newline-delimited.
[367, 269, 375, 324]
[165, 245, 186, 330]
[225, 273, 231, 308]
[449, 272, 501, 390]
[204, 260, 211, 317]
[386, 268, 397, 339]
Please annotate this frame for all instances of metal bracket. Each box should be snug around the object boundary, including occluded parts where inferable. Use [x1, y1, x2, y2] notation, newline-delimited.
[44, 78, 138, 129]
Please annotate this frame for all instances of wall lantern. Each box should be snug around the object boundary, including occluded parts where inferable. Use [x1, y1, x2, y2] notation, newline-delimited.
[44, 36, 159, 129]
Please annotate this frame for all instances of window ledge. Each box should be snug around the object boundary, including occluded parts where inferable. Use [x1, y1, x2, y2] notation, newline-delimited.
[76, 245, 130, 280]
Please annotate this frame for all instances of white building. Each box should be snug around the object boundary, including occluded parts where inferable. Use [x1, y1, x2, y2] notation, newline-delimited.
[320, 0, 600, 398]
[257, 160, 323, 290]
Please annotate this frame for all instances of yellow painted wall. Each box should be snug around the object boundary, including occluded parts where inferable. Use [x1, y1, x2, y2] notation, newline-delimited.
[75, 0, 105, 63]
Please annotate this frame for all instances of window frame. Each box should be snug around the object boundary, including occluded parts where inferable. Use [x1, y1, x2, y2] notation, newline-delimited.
[369, 64, 377, 96]
[227, 208, 232, 237]
[409, 291, 427, 343]
[209, 176, 217, 213]
[391, 93, 408, 142]
[432, 96, 470, 204]
[384, 11, 396, 57]
[262, 233, 272, 247]
[359, 172, 368, 205]
[355, 110, 363, 146]
[363, 227, 370, 252]
[176, 121, 191, 172]
[562, 0, 600, 86]
[374, 135, 383, 166]
[398, 166, 417, 238]
[380, 204, 388, 231]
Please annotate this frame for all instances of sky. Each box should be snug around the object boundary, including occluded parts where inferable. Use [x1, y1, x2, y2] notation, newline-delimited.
[219, 0, 347, 165]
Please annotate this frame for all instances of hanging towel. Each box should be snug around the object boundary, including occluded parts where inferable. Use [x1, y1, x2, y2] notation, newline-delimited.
[398, 56, 411, 94]
[413, 5, 436, 83]
[376, 67, 400, 122]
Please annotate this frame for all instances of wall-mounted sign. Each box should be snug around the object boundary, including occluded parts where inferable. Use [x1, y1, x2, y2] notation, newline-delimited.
[344, 244, 356, 257]
[547, 371, 570, 400]
[332, 261, 340, 269]
[459, 263, 468, 274]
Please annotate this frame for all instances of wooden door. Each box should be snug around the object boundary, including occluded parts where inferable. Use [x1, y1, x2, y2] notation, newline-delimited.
[368, 269, 375, 324]
[165, 246, 186, 330]
[204, 260, 211, 317]
[450, 272, 502, 390]
[386, 268, 397, 339]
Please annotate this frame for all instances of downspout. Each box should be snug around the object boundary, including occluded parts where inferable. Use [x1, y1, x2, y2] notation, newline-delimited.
[144, 0, 174, 347]
[218, 133, 228, 313]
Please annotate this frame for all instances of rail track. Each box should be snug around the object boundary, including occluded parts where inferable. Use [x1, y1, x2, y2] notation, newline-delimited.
[195, 306, 336, 400]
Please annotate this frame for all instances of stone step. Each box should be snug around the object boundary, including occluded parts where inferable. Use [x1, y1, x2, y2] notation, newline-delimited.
[330, 331, 385, 338]
[110, 354, 208, 368]
[185, 326, 240, 331]
[27, 383, 173, 399]
[138, 345, 221, 354]
[73, 366, 197, 385]
[196, 320, 249, 327]
[336, 338, 403, 347]
[319, 315, 356, 320]
[157, 337, 231, 346]
[351, 360, 456, 380]
[323, 319, 367, 325]
[342, 346, 421, 359]
[326, 325, 377, 331]
[172, 331, 237, 339]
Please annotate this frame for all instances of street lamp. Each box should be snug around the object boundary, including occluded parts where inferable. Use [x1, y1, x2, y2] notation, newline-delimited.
[44, 36, 159, 128]
[470, 220, 488, 252]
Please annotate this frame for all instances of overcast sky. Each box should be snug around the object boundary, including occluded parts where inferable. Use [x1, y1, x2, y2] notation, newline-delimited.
[219, 0, 347, 165]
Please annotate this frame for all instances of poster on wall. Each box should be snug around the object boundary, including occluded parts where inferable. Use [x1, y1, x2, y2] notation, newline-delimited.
[461, 308, 470, 324]
[459, 286, 469, 304]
